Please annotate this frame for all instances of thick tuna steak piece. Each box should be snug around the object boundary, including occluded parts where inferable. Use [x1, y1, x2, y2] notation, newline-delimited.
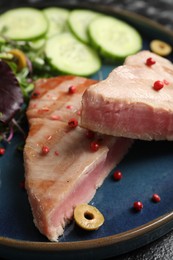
[81, 51, 173, 140]
[24, 76, 132, 241]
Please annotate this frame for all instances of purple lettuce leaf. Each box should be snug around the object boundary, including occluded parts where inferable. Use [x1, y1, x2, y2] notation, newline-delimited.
[0, 60, 24, 124]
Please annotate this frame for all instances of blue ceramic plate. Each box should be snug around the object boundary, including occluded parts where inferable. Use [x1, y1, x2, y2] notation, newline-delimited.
[0, 2, 173, 260]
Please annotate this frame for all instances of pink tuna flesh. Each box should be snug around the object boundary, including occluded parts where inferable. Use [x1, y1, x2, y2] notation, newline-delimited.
[81, 51, 173, 140]
[24, 76, 132, 241]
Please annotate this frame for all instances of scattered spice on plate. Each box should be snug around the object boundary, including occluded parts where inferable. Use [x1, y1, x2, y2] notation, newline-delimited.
[68, 85, 76, 94]
[153, 80, 164, 91]
[145, 57, 156, 66]
[41, 145, 50, 155]
[113, 170, 123, 181]
[0, 147, 5, 155]
[90, 141, 99, 152]
[152, 193, 161, 203]
[133, 201, 143, 212]
[68, 118, 78, 128]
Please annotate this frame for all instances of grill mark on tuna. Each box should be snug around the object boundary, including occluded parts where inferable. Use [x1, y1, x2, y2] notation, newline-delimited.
[24, 75, 132, 241]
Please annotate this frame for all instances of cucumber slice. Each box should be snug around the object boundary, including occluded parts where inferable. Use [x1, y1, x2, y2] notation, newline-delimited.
[45, 32, 101, 76]
[0, 8, 48, 41]
[43, 7, 70, 38]
[88, 16, 142, 59]
[68, 9, 101, 44]
[29, 38, 46, 50]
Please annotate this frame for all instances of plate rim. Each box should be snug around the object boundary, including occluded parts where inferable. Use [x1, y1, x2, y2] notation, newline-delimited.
[1, 212, 173, 251]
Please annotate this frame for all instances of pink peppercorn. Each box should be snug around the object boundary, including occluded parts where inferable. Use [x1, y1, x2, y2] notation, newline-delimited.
[133, 201, 143, 211]
[66, 105, 73, 109]
[68, 85, 76, 94]
[0, 148, 5, 155]
[152, 193, 161, 203]
[42, 146, 50, 155]
[113, 170, 123, 181]
[153, 80, 164, 91]
[146, 57, 156, 66]
[90, 141, 99, 152]
[68, 118, 78, 128]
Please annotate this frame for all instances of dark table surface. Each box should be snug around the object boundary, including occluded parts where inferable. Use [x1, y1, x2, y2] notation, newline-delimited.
[0, 0, 173, 259]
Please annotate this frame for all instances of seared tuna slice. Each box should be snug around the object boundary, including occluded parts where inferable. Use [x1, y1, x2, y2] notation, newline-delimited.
[24, 76, 132, 241]
[81, 51, 173, 140]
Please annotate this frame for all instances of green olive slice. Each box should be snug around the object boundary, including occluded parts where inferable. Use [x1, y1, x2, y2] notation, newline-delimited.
[74, 203, 104, 231]
[150, 39, 172, 56]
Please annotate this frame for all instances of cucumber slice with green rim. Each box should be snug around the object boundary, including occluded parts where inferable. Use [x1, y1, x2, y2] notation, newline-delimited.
[0, 8, 48, 41]
[43, 7, 70, 38]
[45, 32, 101, 76]
[68, 9, 101, 44]
[88, 16, 142, 59]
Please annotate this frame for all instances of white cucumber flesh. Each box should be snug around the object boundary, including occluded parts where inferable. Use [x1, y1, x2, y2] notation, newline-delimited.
[68, 9, 101, 44]
[45, 32, 101, 76]
[89, 16, 142, 59]
[0, 7, 48, 41]
[43, 7, 70, 38]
